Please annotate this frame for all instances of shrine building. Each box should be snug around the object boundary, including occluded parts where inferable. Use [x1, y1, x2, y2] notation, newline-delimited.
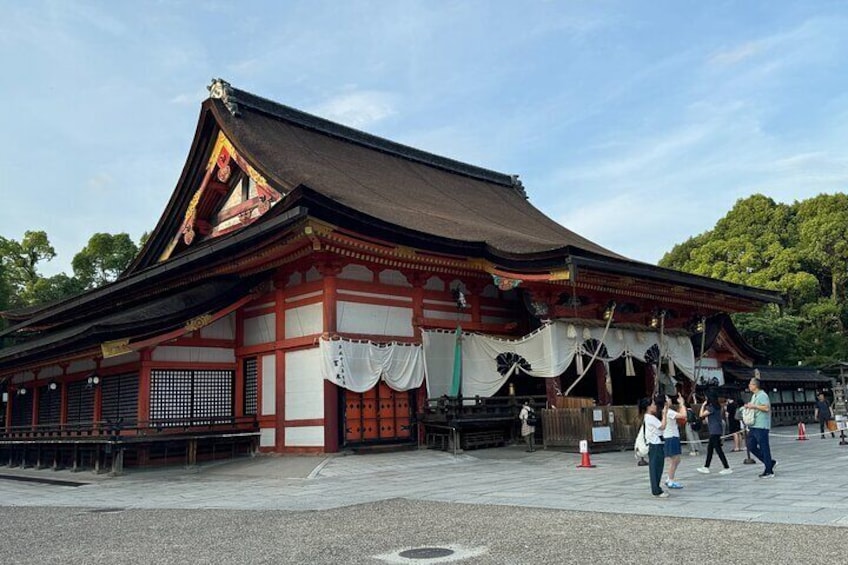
[0, 80, 782, 471]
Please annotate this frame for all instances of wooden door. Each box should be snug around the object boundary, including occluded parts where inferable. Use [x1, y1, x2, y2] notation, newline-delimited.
[344, 383, 413, 444]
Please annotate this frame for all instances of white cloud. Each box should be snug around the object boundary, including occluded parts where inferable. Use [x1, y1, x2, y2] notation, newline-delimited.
[87, 172, 115, 191]
[708, 41, 765, 67]
[308, 90, 398, 129]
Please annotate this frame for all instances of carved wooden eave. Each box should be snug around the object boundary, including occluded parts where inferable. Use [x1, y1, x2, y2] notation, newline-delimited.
[300, 219, 575, 285]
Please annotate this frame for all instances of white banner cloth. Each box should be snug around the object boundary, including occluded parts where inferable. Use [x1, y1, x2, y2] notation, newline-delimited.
[320, 338, 424, 393]
[422, 321, 695, 398]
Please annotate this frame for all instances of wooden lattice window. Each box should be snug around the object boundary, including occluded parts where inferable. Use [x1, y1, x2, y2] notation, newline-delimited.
[11, 391, 32, 428]
[243, 358, 257, 416]
[67, 380, 95, 424]
[150, 369, 234, 426]
[101, 373, 139, 425]
[37, 385, 60, 426]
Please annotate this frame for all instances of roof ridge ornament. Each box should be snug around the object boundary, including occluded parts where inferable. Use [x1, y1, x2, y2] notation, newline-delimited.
[510, 175, 527, 198]
[208, 78, 241, 117]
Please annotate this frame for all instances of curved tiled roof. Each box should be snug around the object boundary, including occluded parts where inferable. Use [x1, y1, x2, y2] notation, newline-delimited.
[212, 85, 625, 259]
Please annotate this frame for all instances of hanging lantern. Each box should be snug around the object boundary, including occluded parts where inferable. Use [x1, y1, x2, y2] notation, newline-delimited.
[576, 353, 585, 375]
[567, 324, 577, 339]
[667, 358, 676, 377]
[582, 327, 592, 340]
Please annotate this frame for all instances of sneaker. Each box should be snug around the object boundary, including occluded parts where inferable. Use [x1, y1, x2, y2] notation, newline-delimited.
[758, 472, 774, 479]
[689, 452, 698, 456]
[654, 491, 670, 498]
[696, 467, 710, 474]
[719, 468, 733, 475]
[666, 481, 683, 489]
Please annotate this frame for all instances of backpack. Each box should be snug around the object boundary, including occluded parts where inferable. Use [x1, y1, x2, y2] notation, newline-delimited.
[687, 408, 702, 432]
[634, 422, 649, 459]
[525, 409, 538, 427]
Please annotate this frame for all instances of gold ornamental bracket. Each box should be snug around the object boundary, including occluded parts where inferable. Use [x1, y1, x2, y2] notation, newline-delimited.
[184, 313, 213, 332]
[101, 339, 132, 359]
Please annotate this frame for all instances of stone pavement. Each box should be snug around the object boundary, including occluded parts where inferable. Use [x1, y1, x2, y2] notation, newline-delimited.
[2, 426, 848, 527]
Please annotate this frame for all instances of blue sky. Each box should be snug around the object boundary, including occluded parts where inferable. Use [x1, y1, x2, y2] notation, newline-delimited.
[2, 1, 847, 277]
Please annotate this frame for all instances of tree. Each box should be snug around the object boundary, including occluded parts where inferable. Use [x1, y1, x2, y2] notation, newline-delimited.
[0, 230, 57, 308]
[795, 193, 848, 301]
[660, 192, 848, 366]
[72, 233, 139, 289]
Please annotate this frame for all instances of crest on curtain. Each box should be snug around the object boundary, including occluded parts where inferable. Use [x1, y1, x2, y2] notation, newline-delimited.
[496, 352, 532, 376]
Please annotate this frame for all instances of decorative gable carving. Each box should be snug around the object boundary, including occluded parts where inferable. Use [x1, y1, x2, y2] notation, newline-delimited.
[159, 132, 285, 261]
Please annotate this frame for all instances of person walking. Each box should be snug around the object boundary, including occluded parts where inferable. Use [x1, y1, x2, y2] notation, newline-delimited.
[663, 392, 686, 489]
[725, 395, 743, 451]
[814, 393, 835, 439]
[684, 397, 703, 456]
[519, 400, 537, 452]
[644, 395, 668, 498]
[697, 391, 732, 475]
[745, 377, 776, 478]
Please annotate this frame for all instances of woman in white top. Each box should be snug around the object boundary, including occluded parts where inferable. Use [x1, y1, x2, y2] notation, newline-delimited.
[663, 393, 685, 489]
[643, 396, 668, 498]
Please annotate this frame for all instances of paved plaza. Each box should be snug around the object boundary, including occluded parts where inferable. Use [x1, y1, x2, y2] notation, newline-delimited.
[1, 426, 847, 563]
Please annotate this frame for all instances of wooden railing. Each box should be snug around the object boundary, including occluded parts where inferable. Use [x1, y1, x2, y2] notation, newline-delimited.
[0, 415, 259, 442]
[542, 405, 642, 451]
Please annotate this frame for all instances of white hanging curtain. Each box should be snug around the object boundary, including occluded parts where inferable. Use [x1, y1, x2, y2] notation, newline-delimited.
[421, 321, 695, 399]
[319, 338, 424, 393]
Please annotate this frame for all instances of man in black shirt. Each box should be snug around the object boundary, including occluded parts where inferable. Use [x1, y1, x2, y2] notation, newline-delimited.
[814, 393, 835, 439]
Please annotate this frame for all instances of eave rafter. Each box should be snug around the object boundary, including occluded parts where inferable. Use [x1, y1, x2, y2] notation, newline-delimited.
[304, 219, 764, 315]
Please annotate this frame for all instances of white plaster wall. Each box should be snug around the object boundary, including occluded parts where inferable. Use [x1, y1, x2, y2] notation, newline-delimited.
[339, 264, 373, 282]
[39, 365, 63, 379]
[244, 313, 276, 346]
[425, 276, 444, 291]
[285, 303, 323, 338]
[261, 354, 276, 416]
[285, 348, 324, 420]
[200, 313, 235, 340]
[378, 269, 411, 287]
[285, 426, 324, 447]
[151, 346, 235, 363]
[286, 272, 303, 287]
[337, 302, 414, 336]
[69, 359, 97, 374]
[260, 428, 276, 447]
[423, 309, 472, 323]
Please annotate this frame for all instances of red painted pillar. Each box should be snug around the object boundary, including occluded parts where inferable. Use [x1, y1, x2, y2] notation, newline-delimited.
[319, 261, 342, 453]
[138, 349, 152, 428]
[594, 361, 610, 406]
[409, 272, 428, 442]
[272, 280, 287, 451]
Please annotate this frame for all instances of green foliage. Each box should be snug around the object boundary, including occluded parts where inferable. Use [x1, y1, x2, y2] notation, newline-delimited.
[72, 232, 138, 289]
[662, 192, 848, 366]
[0, 231, 143, 313]
[0, 230, 57, 308]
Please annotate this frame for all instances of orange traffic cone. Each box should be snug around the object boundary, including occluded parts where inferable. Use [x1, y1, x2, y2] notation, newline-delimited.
[577, 440, 596, 468]
[796, 422, 808, 441]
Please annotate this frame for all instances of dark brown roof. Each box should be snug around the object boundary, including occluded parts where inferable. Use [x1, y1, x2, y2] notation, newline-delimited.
[723, 364, 832, 384]
[0, 276, 255, 368]
[211, 86, 625, 259]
